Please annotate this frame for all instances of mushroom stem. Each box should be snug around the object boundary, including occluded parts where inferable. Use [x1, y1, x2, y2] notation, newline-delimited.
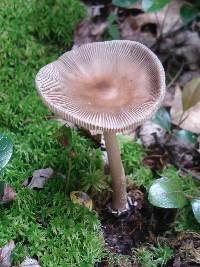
[104, 131, 128, 211]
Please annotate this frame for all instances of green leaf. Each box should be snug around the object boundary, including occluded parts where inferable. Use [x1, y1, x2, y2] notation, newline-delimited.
[142, 0, 171, 12]
[0, 133, 13, 170]
[112, 0, 137, 9]
[56, 126, 72, 151]
[107, 13, 118, 24]
[153, 107, 171, 132]
[174, 130, 197, 145]
[191, 198, 200, 223]
[182, 77, 200, 111]
[108, 25, 120, 40]
[148, 177, 187, 208]
[180, 4, 199, 24]
[142, 0, 154, 12]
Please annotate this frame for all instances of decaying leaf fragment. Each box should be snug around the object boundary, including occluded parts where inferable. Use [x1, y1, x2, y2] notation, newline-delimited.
[139, 120, 166, 147]
[23, 168, 54, 189]
[70, 191, 93, 210]
[0, 241, 15, 267]
[0, 181, 16, 204]
[19, 257, 41, 267]
[171, 81, 200, 134]
[132, 0, 184, 37]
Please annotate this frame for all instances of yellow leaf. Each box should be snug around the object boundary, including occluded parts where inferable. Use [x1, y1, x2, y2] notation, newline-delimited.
[70, 191, 93, 210]
[182, 77, 200, 111]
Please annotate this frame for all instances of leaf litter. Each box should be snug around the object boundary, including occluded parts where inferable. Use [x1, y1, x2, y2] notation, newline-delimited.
[22, 168, 54, 189]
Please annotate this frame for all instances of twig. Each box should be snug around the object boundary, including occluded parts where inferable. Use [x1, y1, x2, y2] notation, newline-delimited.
[167, 62, 184, 89]
[65, 155, 72, 194]
[159, 3, 170, 39]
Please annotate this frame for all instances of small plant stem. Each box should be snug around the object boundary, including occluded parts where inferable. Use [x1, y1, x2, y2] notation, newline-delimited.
[103, 131, 128, 211]
[65, 153, 72, 194]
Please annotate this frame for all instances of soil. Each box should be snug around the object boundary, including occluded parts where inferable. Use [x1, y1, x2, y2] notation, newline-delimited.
[95, 189, 200, 266]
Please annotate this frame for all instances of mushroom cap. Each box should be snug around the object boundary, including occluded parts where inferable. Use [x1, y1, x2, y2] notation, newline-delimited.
[36, 40, 165, 132]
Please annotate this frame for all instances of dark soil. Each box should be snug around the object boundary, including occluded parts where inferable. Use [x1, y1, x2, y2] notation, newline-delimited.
[95, 189, 200, 267]
[100, 189, 174, 254]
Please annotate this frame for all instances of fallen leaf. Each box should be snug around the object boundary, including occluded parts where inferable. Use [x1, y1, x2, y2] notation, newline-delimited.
[180, 103, 200, 134]
[170, 85, 183, 125]
[182, 77, 200, 111]
[175, 31, 200, 69]
[70, 191, 93, 210]
[0, 241, 15, 267]
[0, 181, 16, 204]
[19, 257, 41, 267]
[171, 85, 200, 133]
[23, 168, 54, 189]
[1, 184, 16, 204]
[139, 120, 166, 147]
[166, 132, 195, 169]
[133, 0, 184, 37]
[120, 17, 156, 47]
[74, 19, 107, 48]
[178, 70, 200, 87]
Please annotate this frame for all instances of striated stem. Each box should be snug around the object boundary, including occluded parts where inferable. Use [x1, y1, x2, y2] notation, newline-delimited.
[104, 131, 128, 211]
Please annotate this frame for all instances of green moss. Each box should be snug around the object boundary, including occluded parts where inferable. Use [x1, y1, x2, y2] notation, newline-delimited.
[0, 1, 105, 266]
[30, 0, 86, 47]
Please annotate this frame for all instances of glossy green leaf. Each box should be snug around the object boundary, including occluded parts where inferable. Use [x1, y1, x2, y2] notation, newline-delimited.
[153, 107, 171, 132]
[182, 77, 200, 111]
[191, 198, 200, 223]
[174, 129, 197, 145]
[0, 133, 13, 170]
[142, 0, 171, 12]
[112, 0, 137, 8]
[56, 126, 72, 151]
[180, 4, 199, 24]
[148, 177, 187, 208]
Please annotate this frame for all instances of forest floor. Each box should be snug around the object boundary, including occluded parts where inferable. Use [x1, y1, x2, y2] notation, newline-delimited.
[0, 0, 200, 266]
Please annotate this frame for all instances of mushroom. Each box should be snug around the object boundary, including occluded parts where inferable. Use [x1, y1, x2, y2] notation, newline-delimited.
[35, 40, 165, 214]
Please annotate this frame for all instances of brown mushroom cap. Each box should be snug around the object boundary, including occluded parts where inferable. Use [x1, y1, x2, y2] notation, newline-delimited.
[36, 40, 165, 131]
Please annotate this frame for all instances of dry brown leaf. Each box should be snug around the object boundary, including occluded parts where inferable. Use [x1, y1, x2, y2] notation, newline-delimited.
[170, 85, 183, 125]
[22, 168, 54, 189]
[19, 257, 41, 267]
[0, 241, 15, 267]
[133, 0, 184, 37]
[120, 18, 156, 47]
[175, 31, 200, 69]
[182, 77, 200, 111]
[180, 103, 200, 134]
[171, 85, 200, 133]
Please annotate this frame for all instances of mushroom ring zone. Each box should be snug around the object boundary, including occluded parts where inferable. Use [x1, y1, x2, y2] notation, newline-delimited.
[36, 40, 165, 131]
